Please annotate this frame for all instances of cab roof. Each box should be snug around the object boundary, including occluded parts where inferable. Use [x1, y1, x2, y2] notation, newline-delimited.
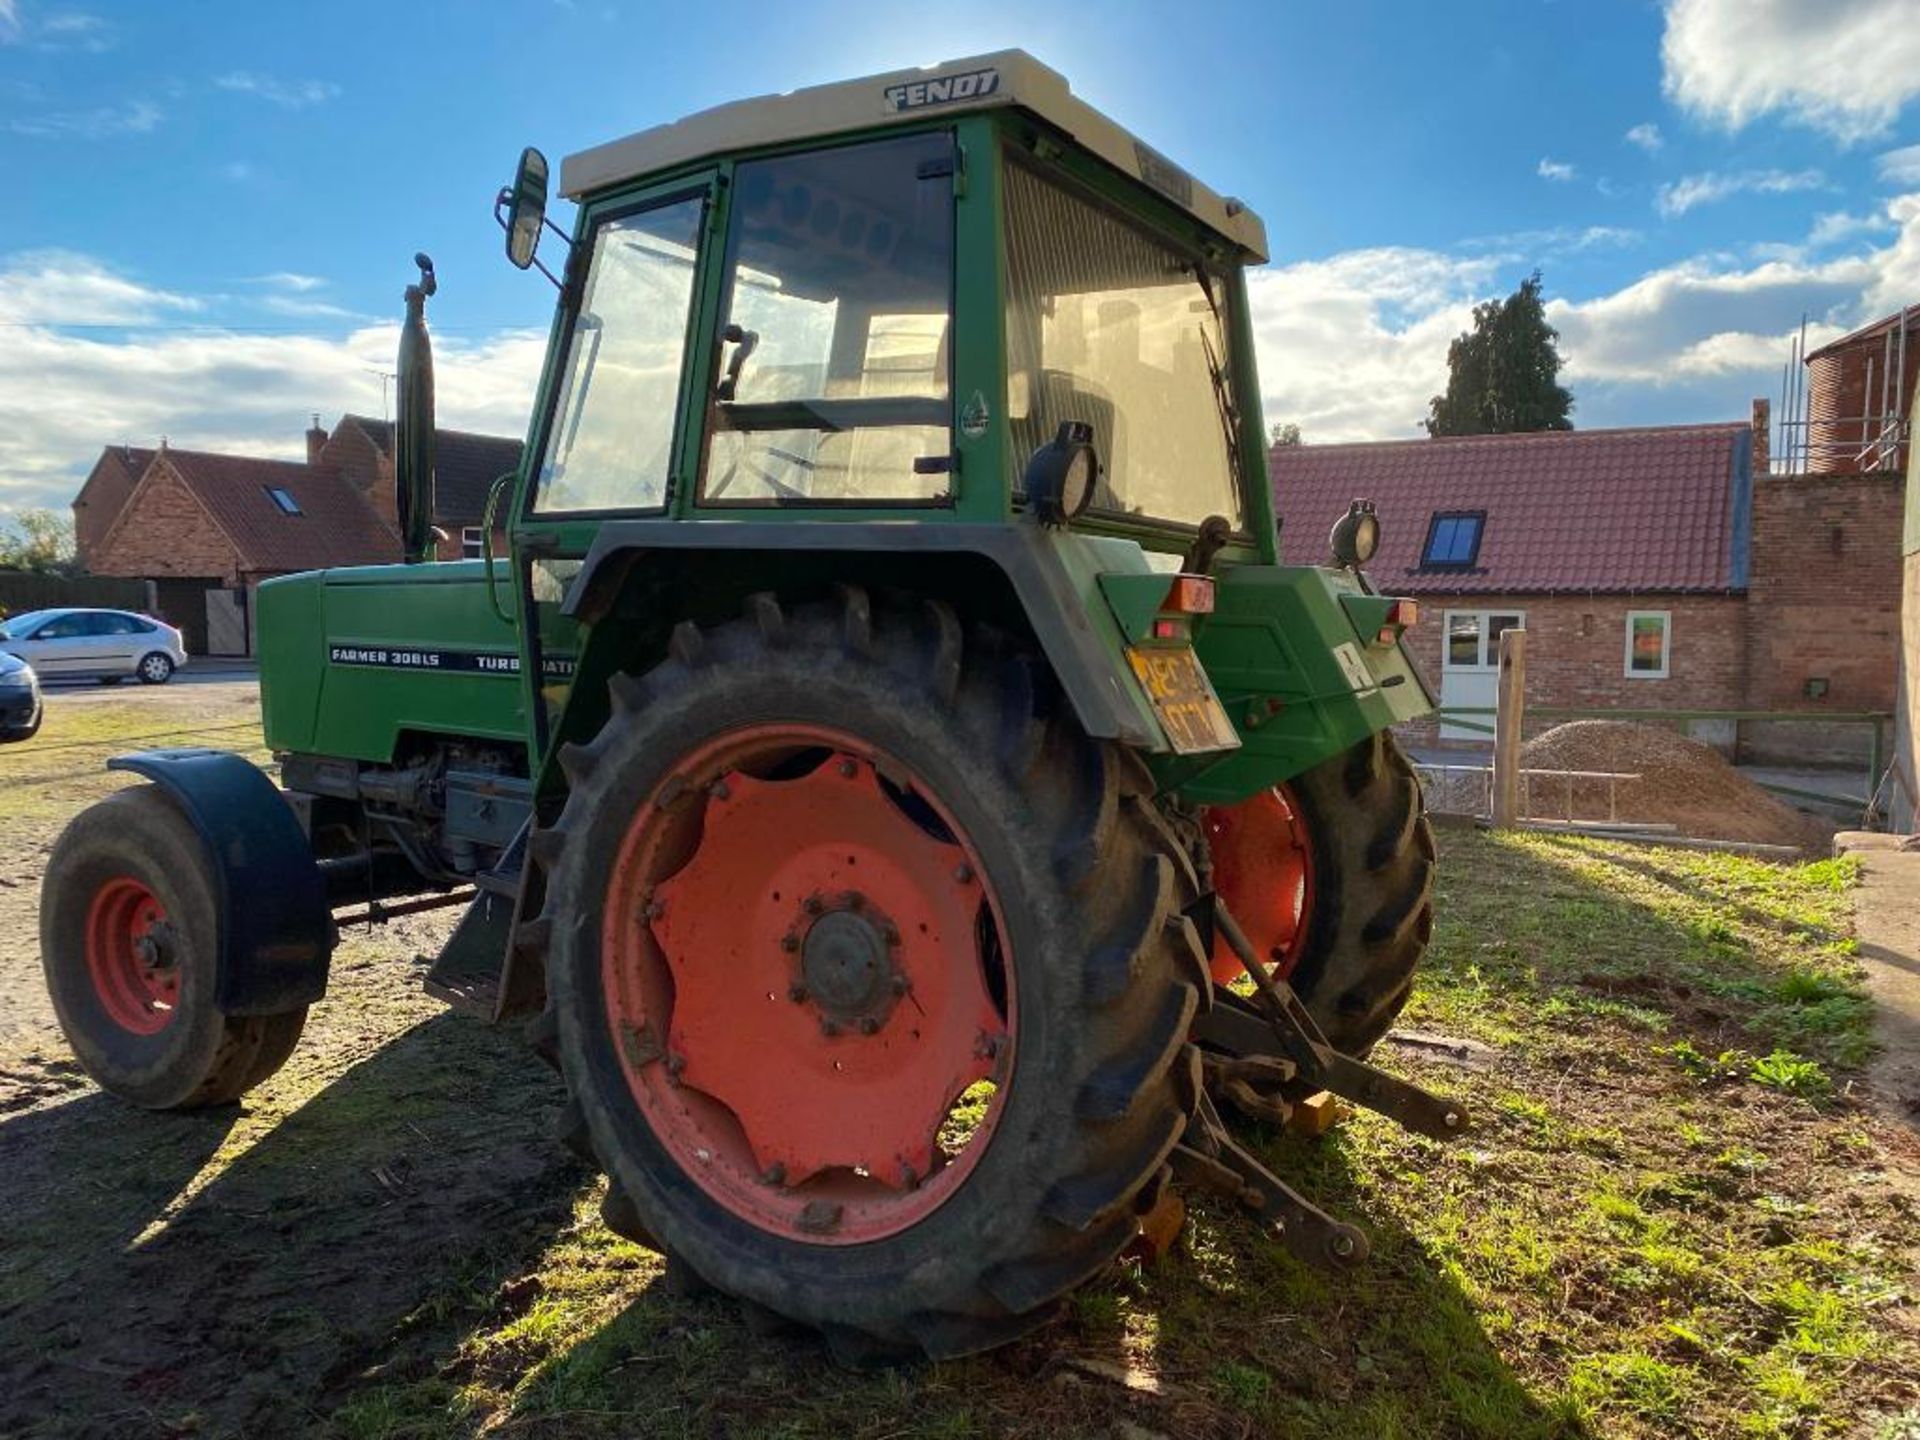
[559, 50, 1269, 262]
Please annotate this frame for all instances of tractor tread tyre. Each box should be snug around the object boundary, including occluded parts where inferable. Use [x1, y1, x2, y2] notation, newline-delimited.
[535, 588, 1204, 1361]
[1281, 731, 1435, 1055]
[41, 785, 308, 1109]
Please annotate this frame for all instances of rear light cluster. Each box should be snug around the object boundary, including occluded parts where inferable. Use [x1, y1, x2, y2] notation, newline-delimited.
[1377, 599, 1419, 647]
[1151, 575, 1216, 641]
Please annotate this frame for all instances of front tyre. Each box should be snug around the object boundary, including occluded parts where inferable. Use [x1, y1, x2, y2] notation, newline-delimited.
[537, 591, 1209, 1360]
[137, 652, 175, 685]
[1207, 732, 1435, 1054]
[41, 786, 307, 1108]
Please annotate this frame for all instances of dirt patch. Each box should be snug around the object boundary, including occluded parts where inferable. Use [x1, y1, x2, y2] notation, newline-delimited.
[1522, 720, 1834, 851]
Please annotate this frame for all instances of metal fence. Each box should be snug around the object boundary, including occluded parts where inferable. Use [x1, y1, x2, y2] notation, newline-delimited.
[1430, 704, 1891, 822]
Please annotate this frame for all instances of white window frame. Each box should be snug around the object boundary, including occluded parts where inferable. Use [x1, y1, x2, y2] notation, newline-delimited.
[461, 526, 485, 560]
[1624, 610, 1671, 679]
[1441, 608, 1526, 671]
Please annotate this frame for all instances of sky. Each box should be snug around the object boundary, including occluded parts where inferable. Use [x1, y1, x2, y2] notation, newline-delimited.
[6, 0, 1920, 515]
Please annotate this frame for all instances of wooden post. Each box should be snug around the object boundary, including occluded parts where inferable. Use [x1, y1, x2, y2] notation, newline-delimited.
[1491, 628, 1527, 829]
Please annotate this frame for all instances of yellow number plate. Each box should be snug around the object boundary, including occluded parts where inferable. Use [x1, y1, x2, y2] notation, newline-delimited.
[1125, 646, 1241, 756]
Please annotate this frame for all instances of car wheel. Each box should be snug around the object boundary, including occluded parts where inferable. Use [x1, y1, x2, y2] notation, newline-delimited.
[98, 676, 123, 687]
[137, 653, 175, 685]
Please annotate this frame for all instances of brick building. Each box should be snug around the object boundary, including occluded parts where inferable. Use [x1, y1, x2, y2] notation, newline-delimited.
[75, 414, 523, 654]
[1273, 406, 1903, 766]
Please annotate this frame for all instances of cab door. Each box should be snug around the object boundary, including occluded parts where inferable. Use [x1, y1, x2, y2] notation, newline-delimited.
[507, 173, 723, 759]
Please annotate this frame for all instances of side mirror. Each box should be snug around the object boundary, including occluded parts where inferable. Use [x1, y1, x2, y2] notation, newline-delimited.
[504, 147, 550, 270]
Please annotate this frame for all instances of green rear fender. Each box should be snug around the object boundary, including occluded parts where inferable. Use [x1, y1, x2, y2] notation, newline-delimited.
[1160, 564, 1432, 807]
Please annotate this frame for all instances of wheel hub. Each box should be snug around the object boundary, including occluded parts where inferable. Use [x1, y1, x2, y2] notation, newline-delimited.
[796, 900, 902, 1028]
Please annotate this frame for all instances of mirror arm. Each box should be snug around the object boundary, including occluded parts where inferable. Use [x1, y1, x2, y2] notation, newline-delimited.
[494, 187, 568, 292]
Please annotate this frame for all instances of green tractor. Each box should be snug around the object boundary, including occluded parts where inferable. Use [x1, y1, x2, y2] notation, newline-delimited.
[40, 51, 1462, 1361]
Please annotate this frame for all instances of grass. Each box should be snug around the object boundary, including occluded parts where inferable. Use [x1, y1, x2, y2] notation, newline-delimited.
[6, 747, 1916, 1439]
[304, 830, 1915, 1440]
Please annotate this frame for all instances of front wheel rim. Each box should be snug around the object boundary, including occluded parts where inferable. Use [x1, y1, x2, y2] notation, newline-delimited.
[599, 724, 1014, 1246]
[84, 876, 180, 1034]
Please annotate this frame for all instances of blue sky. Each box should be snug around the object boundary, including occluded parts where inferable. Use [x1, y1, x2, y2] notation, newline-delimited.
[5, 0, 1920, 513]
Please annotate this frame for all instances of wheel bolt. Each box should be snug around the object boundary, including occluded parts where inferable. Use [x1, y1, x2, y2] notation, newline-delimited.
[665, 1052, 686, 1077]
[711, 779, 731, 800]
[788, 983, 809, 1003]
[803, 894, 824, 915]
[858, 1017, 880, 1036]
[890, 974, 910, 996]
[781, 933, 800, 953]
[838, 758, 857, 778]
[882, 924, 901, 945]
[1331, 1232, 1357, 1259]
[762, 1162, 787, 1185]
[954, 862, 974, 884]
[820, 1018, 840, 1037]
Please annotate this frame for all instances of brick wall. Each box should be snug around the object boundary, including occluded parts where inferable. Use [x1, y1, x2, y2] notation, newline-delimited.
[1398, 592, 1747, 747]
[315, 422, 398, 530]
[71, 449, 140, 567]
[89, 456, 241, 585]
[1743, 470, 1904, 763]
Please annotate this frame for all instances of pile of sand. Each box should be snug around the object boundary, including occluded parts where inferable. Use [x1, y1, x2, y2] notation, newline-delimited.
[1519, 720, 1833, 851]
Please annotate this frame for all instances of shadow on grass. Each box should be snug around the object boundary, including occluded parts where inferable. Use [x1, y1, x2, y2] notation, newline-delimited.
[0, 1012, 589, 1439]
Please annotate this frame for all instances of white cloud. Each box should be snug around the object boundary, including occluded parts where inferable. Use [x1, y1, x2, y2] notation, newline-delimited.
[1655, 168, 1825, 217]
[33, 10, 112, 51]
[0, 1, 19, 40]
[1625, 122, 1664, 153]
[1537, 157, 1577, 182]
[246, 272, 327, 293]
[9, 99, 158, 139]
[1662, 0, 1920, 144]
[1248, 248, 1498, 440]
[0, 253, 542, 515]
[1877, 143, 1920, 187]
[0, 250, 199, 327]
[1251, 193, 1920, 442]
[1807, 208, 1898, 247]
[214, 71, 340, 109]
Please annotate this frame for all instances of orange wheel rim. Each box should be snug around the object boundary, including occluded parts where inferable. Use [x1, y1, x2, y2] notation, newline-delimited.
[600, 724, 1014, 1244]
[1205, 785, 1315, 984]
[84, 876, 179, 1035]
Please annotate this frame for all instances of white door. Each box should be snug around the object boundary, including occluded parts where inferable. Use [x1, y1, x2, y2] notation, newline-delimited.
[1439, 609, 1523, 741]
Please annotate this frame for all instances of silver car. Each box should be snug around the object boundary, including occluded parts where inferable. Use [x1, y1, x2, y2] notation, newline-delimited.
[0, 608, 188, 685]
[0, 649, 40, 740]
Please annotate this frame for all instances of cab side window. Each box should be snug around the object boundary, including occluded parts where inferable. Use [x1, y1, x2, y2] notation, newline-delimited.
[532, 196, 708, 514]
[701, 132, 955, 505]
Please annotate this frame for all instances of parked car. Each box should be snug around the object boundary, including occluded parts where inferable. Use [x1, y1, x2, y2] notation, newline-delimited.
[0, 608, 187, 685]
[0, 649, 41, 740]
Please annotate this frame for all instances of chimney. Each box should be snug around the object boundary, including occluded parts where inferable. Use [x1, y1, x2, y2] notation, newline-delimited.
[306, 412, 329, 468]
[1750, 397, 1770, 477]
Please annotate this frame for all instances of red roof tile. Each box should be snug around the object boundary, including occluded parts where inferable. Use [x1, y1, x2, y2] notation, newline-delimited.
[1271, 424, 1752, 594]
[160, 448, 400, 573]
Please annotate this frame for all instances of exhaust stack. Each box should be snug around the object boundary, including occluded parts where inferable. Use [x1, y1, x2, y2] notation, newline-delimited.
[395, 252, 437, 564]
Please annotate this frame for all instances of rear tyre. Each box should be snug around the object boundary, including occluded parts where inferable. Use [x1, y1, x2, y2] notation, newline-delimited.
[1281, 732, 1435, 1054]
[137, 653, 175, 685]
[536, 590, 1208, 1359]
[41, 786, 308, 1109]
